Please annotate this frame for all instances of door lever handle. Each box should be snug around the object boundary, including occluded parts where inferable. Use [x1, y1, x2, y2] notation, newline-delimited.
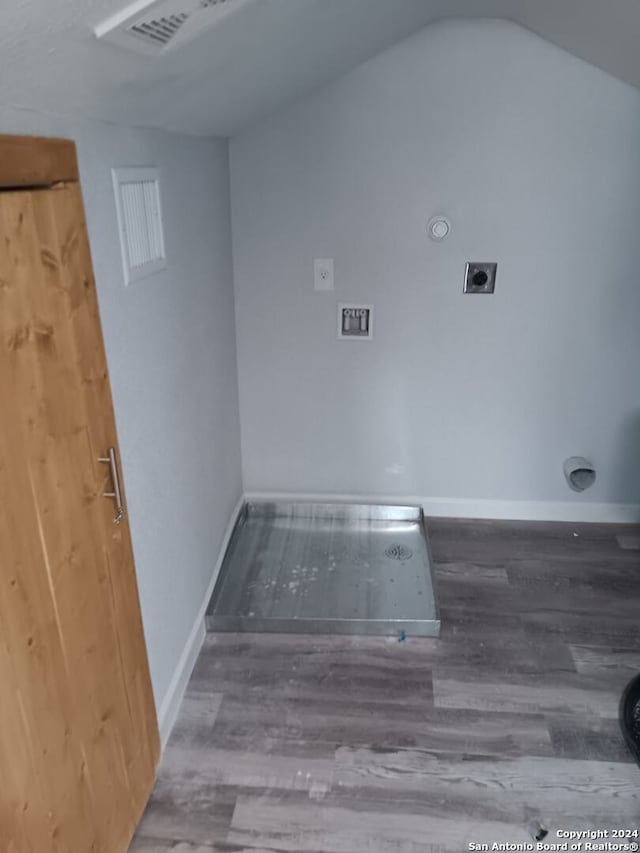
[98, 447, 125, 525]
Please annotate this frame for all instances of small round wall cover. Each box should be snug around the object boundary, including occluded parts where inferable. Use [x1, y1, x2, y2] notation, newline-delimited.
[428, 215, 451, 242]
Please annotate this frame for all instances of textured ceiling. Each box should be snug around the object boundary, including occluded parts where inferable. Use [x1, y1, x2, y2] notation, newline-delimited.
[2, 0, 640, 137]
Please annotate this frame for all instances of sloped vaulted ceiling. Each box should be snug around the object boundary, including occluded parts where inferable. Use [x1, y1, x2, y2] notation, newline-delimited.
[2, 0, 640, 136]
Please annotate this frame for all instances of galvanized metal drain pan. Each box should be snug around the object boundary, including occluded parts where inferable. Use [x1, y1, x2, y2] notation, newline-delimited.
[206, 501, 440, 637]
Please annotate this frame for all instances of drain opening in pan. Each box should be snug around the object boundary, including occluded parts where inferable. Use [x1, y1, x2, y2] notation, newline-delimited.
[384, 544, 413, 561]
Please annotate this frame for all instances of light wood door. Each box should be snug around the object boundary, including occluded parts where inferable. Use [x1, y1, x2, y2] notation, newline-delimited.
[0, 176, 159, 851]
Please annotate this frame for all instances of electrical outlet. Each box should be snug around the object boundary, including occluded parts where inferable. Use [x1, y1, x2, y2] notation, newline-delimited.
[464, 262, 497, 294]
[314, 258, 334, 291]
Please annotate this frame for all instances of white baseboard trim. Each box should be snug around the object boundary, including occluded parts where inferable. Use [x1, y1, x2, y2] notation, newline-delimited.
[419, 497, 640, 523]
[156, 494, 245, 749]
[157, 615, 205, 750]
[245, 491, 640, 524]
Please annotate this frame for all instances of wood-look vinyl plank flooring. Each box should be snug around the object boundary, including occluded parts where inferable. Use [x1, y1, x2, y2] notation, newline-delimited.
[130, 518, 640, 853]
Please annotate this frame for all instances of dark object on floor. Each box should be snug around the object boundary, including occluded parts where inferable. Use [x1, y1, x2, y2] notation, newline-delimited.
[528, 820, 548, 841]
[398, 630, 407, 642]
[619, 673, 640, 766]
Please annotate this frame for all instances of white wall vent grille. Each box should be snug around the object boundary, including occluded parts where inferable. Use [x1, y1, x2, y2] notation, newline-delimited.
[95, 0, 252, 56]
[112, 167, 167, 285]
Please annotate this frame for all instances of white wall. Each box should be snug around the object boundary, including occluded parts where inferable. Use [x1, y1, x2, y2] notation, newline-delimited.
[230, 18, 640, 520]
[0, 107, 243, 725]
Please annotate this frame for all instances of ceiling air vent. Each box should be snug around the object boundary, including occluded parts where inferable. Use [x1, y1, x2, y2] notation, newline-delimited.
[128, 12, 190, 48]
[95, 0, 251, 56]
